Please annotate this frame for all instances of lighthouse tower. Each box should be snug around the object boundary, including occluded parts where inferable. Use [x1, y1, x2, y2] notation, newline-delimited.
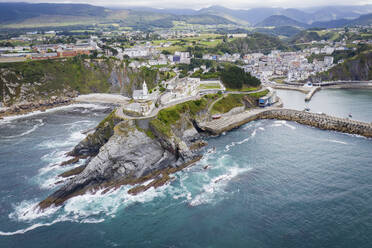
[143, 81, 148, 96]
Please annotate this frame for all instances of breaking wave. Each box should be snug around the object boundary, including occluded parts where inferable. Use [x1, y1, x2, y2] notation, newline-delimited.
[1, 119, 44, 139]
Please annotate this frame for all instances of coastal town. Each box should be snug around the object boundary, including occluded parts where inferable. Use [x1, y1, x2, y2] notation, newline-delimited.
[1, 24, 372, 117]
[1, 2, 372, 248]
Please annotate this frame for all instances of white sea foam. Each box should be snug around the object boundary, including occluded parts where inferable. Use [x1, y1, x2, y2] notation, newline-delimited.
[9, 200, 60, 222]
[328, 139, 348, 145]
[2, 119, 44, 139]
[271, 120, 296, 130]
[0, 103, 110, 124]
[284, 123, 296, 130]
[63, 120, 94, 126]
[189, 166, 250, 207]
[38, 130, 86, 149]
[2, 183, 169, 236]
[224, 127, 262, 152]
[0, 219, 66, 236]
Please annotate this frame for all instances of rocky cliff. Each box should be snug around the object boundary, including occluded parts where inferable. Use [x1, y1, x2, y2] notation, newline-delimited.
[0, 58, 170, 112]
[39, 95, 219, 209]
[309, 51, 372, 82]
[0, 58, 174, 119]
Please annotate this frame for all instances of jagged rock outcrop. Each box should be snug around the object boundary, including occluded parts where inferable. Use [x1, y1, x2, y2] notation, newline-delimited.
[68, 111, 122, 157]
[40, 119, 178, 209]
[39, 96, 220, 209]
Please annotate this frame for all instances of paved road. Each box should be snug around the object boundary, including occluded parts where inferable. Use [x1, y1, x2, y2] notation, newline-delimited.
[116, 87, 269, 120]
[115, 95, 200, 120]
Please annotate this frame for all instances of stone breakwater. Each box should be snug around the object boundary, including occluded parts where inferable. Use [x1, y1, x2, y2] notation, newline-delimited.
[200, 108, 372, 138]
[258, 109, 372, 137]
[305, 87, 320, 101]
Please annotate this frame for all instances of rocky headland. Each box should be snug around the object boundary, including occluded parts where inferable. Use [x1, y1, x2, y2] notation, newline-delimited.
[38, 92, 372, 210]
[38, 95, 221, 209]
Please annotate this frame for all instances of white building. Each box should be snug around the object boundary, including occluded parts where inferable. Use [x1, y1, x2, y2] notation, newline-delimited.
[133, 81, 149, 100]
[324, 56, 334, 66]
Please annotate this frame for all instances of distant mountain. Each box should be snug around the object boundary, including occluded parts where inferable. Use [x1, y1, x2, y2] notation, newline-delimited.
[196, 5, 372, 25]
[0, 2, 371, 30]
[305, 5, 372, 23]
[197, 5, 372, 25]
[0, 2, 233, 29]
[255, 15, 308, 28]
[128, 7, 198, 16]
[349, 13, 372, 26]
[0, 2, 106, 24]
[311, 13, 372, 28]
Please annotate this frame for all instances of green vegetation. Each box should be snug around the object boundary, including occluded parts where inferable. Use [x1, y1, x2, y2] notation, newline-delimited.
[211, 94, 244, 114]
[290, 29, 345, 45]
[0, 57, 112, 101]
[220, 65, 261, 89]
[226, 86, 260, 92]
[135, 123, 156, 139]
[150, 94, 218, 137]
[214, 33, 290, 54]
[157, 98, 209, 125]
[248, 90, 269, 99]
[191, 69, 220, 80]
[199, 83, 222, 90]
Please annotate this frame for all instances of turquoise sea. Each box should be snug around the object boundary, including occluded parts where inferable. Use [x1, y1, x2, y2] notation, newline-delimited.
[0, 89, 371, 247]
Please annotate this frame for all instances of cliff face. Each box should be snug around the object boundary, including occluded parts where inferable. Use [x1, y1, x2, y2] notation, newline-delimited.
[0, 58, 165, 107]
[39, 119, 177, 209]
[39, 96, 219, 209]
[309, 51, 372, 82]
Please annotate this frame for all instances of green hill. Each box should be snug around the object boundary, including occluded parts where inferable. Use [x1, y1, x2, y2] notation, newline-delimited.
[0, 3, 233, 29]
[0, 57, 170, 106]
[255, 15, 308, 28]
[214, 33, 290, 54]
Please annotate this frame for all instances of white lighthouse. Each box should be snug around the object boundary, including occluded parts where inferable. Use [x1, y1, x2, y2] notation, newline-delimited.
[143, 81, 148, 96]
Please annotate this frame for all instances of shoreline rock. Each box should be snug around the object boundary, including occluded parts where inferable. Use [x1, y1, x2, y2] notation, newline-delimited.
[0, 94, 77, 119]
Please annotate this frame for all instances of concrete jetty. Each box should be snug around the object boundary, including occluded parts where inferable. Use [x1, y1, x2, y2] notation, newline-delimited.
[305, 87, 321, 101]
[199, 108, 372, 138]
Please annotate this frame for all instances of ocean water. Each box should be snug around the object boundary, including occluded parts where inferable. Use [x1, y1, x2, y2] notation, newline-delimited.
[0, 90, 371, 248]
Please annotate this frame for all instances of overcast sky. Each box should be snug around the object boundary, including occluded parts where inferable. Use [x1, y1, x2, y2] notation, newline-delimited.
[0, 0, 370, 9]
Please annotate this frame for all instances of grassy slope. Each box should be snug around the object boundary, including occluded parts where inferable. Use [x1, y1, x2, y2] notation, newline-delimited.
[0, 57, 171, 104]
[211, 94, 244, 114]
[150, 94, 219, 137]
[215, 33, 290, 54]
[0, 58, 114, 105]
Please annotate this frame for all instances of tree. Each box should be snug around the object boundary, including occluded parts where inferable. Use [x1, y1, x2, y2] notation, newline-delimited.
[221, 65, 261, 89]
[161, 50, 171, 55]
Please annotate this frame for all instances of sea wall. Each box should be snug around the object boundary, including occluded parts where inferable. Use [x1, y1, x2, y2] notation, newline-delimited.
[200, 108, 372, 138]
[258, 109, 372, 137]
